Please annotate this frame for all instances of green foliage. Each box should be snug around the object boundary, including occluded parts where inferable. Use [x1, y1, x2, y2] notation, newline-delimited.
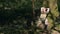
[0, 0, 60, 34]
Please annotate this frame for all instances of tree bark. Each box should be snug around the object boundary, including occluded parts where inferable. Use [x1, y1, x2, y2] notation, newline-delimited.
[48, 0, 59, 19]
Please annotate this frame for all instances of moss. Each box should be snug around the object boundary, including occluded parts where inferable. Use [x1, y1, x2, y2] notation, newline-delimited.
[47, 17, 54, 30]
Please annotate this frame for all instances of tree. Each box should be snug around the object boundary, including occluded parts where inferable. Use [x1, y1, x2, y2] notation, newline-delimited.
[42, 0, 60, 34]
[35, 0, 60, 34]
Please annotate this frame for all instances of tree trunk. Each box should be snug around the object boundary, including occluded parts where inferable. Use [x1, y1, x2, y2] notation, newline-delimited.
[36, 0, 59, 34]
[42, 0, 59, 34]
[48, 0, 59, 19]
[48, 0, 59, 29]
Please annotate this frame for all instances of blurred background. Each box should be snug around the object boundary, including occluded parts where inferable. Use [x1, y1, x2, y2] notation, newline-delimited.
[0, 0, 60, 34]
